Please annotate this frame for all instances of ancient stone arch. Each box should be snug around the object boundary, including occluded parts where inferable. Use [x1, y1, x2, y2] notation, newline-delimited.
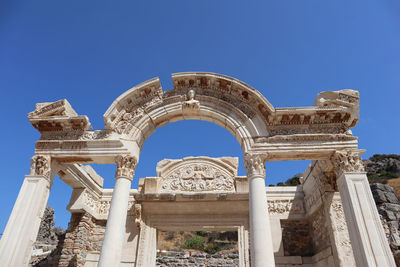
[0, 72, 395, 267]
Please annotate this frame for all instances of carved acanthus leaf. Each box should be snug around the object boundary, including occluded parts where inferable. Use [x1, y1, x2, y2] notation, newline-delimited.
[30, 155, 51, 180]
[115, 155, 137, 180]
[244, 153, 265, 177]
[331, 150, 365, 176]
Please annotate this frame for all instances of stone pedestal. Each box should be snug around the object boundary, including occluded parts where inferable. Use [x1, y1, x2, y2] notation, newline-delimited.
[98, 155, 137, 267]
[244, 154, 275, 267]
[0, 156, 52, 267]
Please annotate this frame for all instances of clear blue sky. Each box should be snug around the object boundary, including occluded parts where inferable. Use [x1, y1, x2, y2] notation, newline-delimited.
[0, 1, 399, 230]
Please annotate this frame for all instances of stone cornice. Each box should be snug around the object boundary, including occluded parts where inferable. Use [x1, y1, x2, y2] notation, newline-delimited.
[115, 155, 137, 180]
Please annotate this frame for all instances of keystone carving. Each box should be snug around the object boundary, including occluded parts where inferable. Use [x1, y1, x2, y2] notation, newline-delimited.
[331, 150, 365, 176]
[115, 155, 137, 180]
[30, 155, 51, 180]
[244, 154, 265, 177]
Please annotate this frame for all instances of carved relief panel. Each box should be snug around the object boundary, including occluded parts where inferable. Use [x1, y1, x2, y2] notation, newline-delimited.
[156, 156, 238, 193]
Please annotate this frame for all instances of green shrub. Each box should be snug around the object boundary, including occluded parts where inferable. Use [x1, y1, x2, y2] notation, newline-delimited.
[193, 231, 207, 237]
[181, 235, 204, 250]
[204, 243, 220, 254]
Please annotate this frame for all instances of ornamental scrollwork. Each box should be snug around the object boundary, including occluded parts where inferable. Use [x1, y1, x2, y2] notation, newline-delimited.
[329, 200, 355, 264]
[30, 155, 51, 179]
[244, 153, 265, 177]
[331, 150, 365, 176]
[115, 155, 137, 180]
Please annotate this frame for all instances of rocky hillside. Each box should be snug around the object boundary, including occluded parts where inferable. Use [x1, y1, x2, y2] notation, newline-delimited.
[364, 154, 400, 183]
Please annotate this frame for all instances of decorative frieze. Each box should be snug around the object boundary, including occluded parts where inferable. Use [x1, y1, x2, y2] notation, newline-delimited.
[267, 199, 305, 215]
[331, 150, 365, 176]
[39, 130, 112, 141]
[255, 133, 356, 143]
[329, 200, 354, 263]
[244, 154, 265, 177]
[103, 78, 163, 135]
[81, 189, 135, 218]
[30, 155, 51, 180]
[115, 155, 137, 180]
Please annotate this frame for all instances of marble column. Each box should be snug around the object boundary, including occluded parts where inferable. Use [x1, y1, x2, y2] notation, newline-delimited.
[98, 155, 137, 267]
[332, 150, 396, 267]
[0, 155, 53, 267]
[244, 154, 275, 267]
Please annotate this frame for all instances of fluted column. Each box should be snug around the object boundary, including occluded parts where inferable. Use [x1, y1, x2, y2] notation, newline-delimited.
[332, 150, 395, 267]
[244, 153, 275, 267]
[0, 155, 53, 267]
[99, 155, 137, 267]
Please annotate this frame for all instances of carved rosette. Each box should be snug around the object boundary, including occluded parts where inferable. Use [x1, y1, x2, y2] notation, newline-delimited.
[115, 155, 137, 180]
[331, 150, 365, 177]
[30, 155, 51, 181]
[244, 153, 265, 177]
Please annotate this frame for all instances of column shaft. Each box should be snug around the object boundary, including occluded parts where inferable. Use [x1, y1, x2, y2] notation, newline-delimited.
[99, 155, 137, 267]
[0, 175, 51, 266]
[98, 177, 132, 266]
[337, 172, 396, 267]
[249, 175, 275, 267]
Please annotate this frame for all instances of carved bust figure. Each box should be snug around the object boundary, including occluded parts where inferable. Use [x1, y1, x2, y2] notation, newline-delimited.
[182, 89, 200, 110]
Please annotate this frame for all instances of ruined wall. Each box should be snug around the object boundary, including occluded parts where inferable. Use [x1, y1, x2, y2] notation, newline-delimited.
[33, 213, 106, 267]
[156, 252, 239, 267]
[281, 220, 313, 256]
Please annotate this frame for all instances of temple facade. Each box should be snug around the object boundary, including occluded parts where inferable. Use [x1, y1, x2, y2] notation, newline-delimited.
[0, 72, 395, 266]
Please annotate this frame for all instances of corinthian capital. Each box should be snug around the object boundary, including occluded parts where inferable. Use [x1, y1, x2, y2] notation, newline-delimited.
[331, 150, 365, 176]
[115, 155, 137, 180]
[30, 155, 51, 181]
[244, 153, 265, 177]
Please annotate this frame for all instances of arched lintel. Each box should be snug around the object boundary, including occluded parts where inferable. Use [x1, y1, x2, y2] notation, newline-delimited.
[103, 72, 274, 154]
[171, 72, 275, 114]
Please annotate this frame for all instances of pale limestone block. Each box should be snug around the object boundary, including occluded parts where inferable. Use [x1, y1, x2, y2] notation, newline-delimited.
[143, 177, 161, 194]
